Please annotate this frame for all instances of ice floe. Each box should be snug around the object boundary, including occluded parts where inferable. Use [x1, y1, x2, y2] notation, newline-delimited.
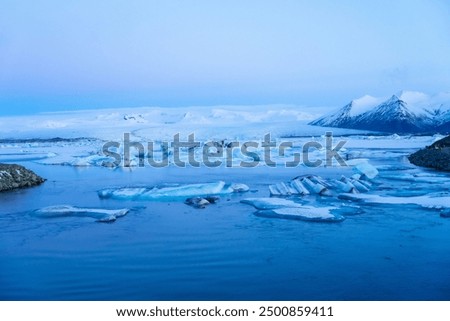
[33, 205, 130, 222]
[255, 207, 345, 222]
[241, 198, 304, 210]
[241, 198, 347, 222]
[338, 193, 450, 210]
[98, 181, 248, 201]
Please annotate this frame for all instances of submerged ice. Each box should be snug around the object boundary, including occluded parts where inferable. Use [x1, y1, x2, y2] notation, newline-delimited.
[255, 207, 345, 222]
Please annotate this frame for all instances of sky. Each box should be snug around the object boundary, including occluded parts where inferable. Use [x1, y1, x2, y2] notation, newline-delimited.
[1, 0, 450, 115]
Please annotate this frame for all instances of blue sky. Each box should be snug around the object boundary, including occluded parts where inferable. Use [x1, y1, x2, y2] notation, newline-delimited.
[1, 0, 449, 115]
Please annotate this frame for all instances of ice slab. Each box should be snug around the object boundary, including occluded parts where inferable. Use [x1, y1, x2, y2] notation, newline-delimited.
[241, 198, 304, 210]
[339, 193, 450, 210]
[255, 207, 345, 222]
[269, 174, 371, 197]
[348, 159, 379, 179]
[98, 181, 248, 201]
[33, 205, 129, 222]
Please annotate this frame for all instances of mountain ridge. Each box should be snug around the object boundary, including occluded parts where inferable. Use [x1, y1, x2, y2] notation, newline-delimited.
[309, 91, 450, 133]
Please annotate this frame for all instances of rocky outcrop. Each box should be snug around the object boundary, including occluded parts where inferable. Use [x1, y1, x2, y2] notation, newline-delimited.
[0, 164, 46, 192]
[408, 136, 450, 171]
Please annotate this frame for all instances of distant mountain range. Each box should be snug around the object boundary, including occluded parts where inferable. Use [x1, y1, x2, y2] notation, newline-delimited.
[309, 91, 450, 133]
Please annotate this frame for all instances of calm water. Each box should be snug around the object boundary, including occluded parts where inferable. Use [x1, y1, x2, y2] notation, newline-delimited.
[1, 155, 450, 300]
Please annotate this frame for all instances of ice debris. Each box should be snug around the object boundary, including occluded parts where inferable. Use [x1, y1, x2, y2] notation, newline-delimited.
[33, 205, 129, 222]
[98, 181, 248, 201]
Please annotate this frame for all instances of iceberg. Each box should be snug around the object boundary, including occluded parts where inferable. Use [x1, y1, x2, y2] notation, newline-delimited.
[98, 181, 248, 201]
[268, 174, 371, 197]
[33, 205, 129, 222]
[269, 176, 330, 196]
[301, 177, 330, 195]
[348, 159, 379, 179]
[255, 207, 345, 222]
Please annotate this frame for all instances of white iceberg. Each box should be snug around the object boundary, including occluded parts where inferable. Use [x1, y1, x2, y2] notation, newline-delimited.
[98, 181, 248, 201]
[348, 159, 379, 179]
[255, 207, 345, 222]
[34, 205, 130, 222]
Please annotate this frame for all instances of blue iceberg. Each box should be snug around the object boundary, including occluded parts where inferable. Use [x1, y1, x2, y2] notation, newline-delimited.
[33, 205, 130, 222]
[98, 181, 249, 201]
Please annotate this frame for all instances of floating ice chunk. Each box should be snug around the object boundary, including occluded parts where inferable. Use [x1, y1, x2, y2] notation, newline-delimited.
[338, 193, 450, 210]
[228, 183, 250, 193]
[351, 173, 362, 180]
[308, 175, 333, 188]
[380, 173, 448, 183]
[331, 179, 356, 193]
[269, 174, 372, 197]
[291, 179, 310, 195]
[348, 159, 379, 179]
[255, 207, 344, 222]
[33, 205, 129, 222]
[350, 179, 369, 193]
[269, 183, 288, 196]
[241, 198, 304, 210]
[98, 181, 247, 201]
[98, 187, 148, 199]
[301, 177, 330, 195]
[269, 184, 282, 196]
[71, 154, 115, 167]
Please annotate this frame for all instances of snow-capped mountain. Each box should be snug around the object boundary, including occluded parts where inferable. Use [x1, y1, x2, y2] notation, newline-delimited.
[309, 91, 450, 133]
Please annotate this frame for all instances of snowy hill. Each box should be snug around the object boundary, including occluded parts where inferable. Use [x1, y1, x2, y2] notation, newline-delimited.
[310, 91, 450, 133]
